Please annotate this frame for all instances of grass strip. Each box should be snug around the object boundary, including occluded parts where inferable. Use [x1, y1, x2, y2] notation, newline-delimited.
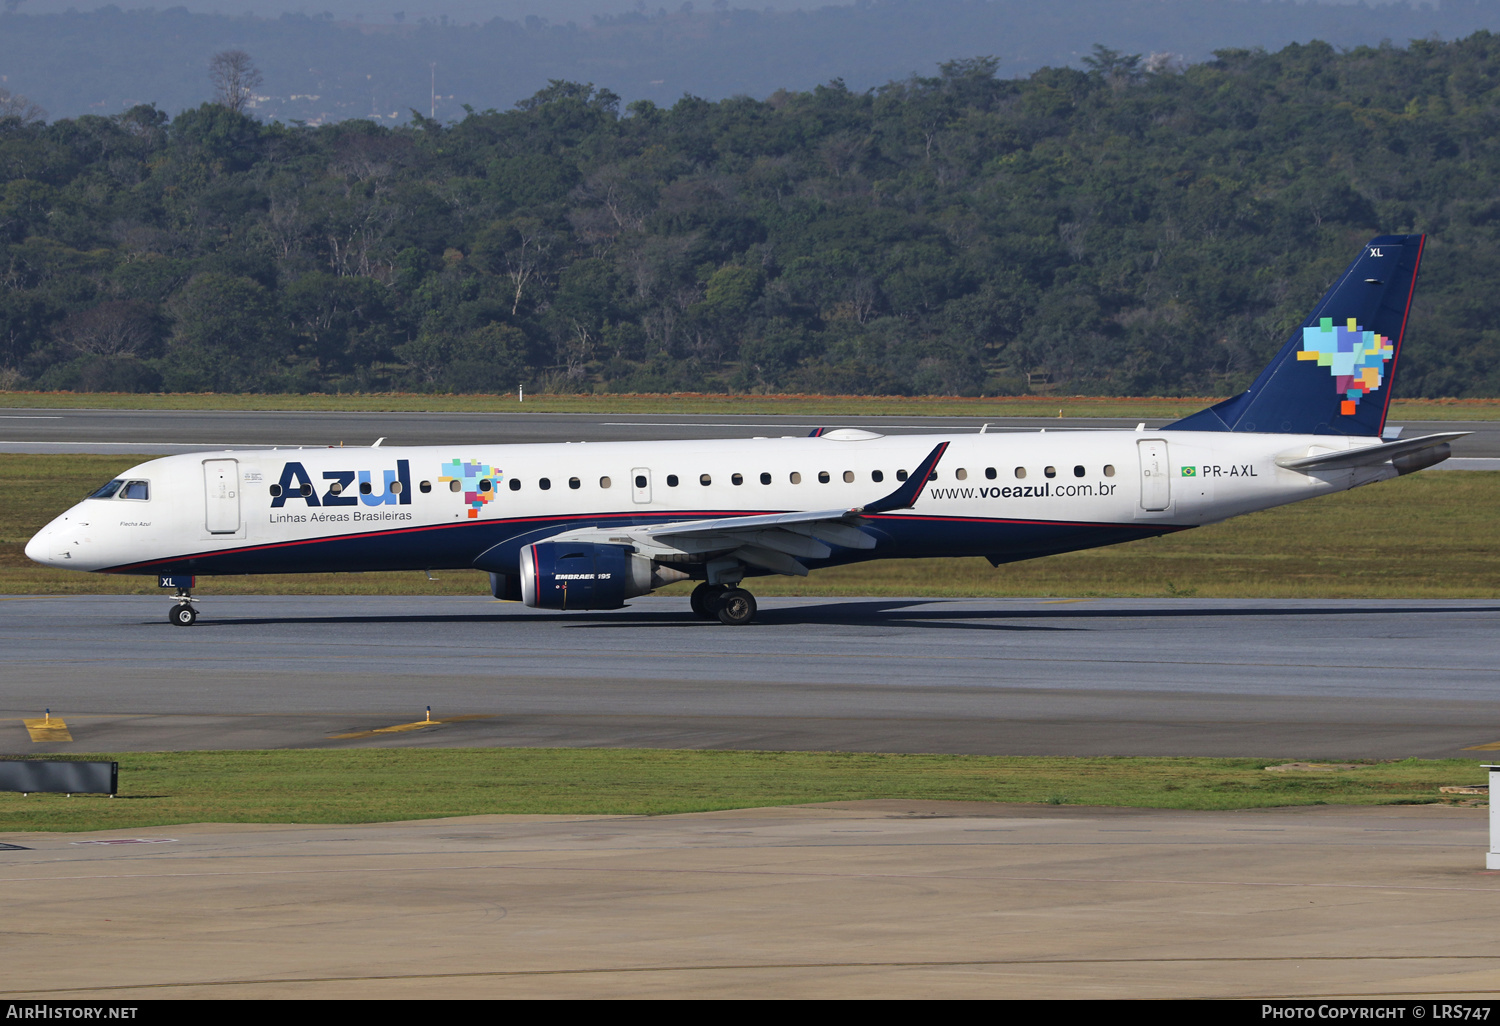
[0, 390, 1497, 420]
[0, 750, 1486, 833]
[3, 455, 1498, 598]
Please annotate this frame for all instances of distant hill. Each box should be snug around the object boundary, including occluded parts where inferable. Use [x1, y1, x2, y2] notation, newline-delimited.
[4, 1, 1500, 124]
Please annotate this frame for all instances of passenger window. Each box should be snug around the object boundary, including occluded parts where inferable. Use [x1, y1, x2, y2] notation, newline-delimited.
[842, 471, 854, 483]
[666, 474, 679, 487]
[329, 481, 344, 495]
[790, 472, 802, 484]
[568, 477, 580, 490]
[122, 481, 149, 500]
[508, 479, 521, 491]
[539, 478, 551, 490]
[732, 473, 743, 485]
[420, 480, 432, 493]
[872, 470, 883, 483]
[1103, 465, 1115, 478]
[700, 474, 712, 486]
[268, 484, 283, 498]
[955, 468, 968, 481]
[760, 472, 772, 485]
[1015, 467, 1027, 479]
[985, 468, 996, 480]
[449, 480, 461, 492]
[360, 481, 373, 494]
[88, 479, 124, 499]
[390, 481, 403, 494]
[818, 471, 830, 483]
[896, 470, 908, 481]
[634, 475, 647, 489]
[300, 483, 313, 497]
[600, 476, 612, 488]
[1044, 467, 1057, 479]
[477, 479, 492, 492]
[1073, 465, 1085, 478]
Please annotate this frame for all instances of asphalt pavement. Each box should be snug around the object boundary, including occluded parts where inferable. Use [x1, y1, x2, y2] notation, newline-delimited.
[4, 595, 1497, 758]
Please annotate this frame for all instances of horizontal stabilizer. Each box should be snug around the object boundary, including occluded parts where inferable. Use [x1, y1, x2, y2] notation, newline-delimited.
[1274, 432, 1468, 472]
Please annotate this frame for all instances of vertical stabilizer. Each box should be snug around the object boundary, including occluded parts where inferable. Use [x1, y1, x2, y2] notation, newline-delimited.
[1166, 234, 1424, 436]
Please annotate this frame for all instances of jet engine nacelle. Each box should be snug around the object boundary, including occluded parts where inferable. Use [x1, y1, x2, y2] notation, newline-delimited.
[519, 541, 688, 610]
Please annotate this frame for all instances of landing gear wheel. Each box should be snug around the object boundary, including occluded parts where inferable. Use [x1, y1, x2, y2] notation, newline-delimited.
[690, 582, 725, 620]
[169, 603, 197, 627]
[715, 588, 757, 626]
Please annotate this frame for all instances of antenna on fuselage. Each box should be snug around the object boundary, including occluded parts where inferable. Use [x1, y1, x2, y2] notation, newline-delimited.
[372, 437, 385, 447]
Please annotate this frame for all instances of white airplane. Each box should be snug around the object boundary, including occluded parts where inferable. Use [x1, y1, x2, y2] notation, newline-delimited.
[26, 234, 1464, 626]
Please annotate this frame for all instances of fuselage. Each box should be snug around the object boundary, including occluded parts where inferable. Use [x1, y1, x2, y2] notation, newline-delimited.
[25, 428, 1395, 579]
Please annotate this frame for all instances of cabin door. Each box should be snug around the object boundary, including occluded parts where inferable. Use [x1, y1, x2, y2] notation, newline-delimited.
[203, 459, 241, 534]
[1137, 440, 1171, 511]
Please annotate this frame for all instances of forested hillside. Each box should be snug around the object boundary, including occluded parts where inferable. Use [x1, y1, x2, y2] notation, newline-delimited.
[3, 36, 1500, 397]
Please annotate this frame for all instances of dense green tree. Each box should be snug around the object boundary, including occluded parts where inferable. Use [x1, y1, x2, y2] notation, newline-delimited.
[4, 36, 1500, 396]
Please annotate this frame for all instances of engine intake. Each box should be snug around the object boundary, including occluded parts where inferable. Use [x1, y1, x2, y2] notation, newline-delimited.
[519, 541, 687, 610]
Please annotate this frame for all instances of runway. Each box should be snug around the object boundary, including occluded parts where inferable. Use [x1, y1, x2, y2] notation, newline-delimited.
[4, 596, 1498, 759]
[1, 408, 1498, 463]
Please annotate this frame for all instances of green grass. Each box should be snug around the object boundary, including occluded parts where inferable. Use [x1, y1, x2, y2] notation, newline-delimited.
[0, 750, 1485, 833]
[2, 389, 1498, 419]
[4, 454, 1497, 598]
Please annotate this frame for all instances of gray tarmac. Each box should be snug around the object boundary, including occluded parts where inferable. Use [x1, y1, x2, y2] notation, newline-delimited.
[4, 801, 1498, 999]
[4, 595, 1498, 758]
[1, 407, 1498, 461]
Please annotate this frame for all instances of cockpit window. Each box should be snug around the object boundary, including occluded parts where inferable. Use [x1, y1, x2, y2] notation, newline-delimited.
[121, 481, 149, 500]
[88, 480, 124, 499]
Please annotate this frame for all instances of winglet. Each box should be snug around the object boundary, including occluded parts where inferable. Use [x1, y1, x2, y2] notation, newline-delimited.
[854, 442, 948, 514]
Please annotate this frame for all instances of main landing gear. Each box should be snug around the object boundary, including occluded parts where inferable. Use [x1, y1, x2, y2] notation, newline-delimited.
[689, 582, 758, 626]
[168, 585, 198, 627]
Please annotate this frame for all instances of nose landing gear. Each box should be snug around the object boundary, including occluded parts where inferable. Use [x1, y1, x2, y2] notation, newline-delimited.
[161, 577, 199, 626]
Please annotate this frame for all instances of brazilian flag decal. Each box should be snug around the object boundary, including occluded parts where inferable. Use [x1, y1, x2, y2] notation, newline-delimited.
[1181, 466, 1197, 477]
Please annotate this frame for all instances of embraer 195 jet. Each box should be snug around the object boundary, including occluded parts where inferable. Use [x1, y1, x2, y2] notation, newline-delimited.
[26, 235, 1463, 626]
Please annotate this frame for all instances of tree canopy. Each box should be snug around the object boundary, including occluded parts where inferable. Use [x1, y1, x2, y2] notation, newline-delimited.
[4, 35, 1500, 397]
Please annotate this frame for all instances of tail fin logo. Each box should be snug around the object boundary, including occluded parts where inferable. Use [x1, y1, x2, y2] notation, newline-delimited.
[1296, 316, 1395, 416]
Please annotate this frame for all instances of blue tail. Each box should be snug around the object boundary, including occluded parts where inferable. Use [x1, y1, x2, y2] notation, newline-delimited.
[1166, 234, 1424, 436]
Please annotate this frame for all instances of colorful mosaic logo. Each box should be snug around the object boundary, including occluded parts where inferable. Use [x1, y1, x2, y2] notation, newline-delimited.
[439, 459, 502, 519]
[1297, 316, 1395, 416]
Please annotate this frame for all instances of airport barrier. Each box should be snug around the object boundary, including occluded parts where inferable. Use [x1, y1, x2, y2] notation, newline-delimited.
[1487, 765, 1500, 870]
[0, 760, 117, 796]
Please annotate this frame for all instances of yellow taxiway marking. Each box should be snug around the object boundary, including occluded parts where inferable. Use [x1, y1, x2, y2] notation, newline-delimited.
[23, 717, 73, 743]
[327, 714, 495, 741]
[1462, 741, 1500, 751]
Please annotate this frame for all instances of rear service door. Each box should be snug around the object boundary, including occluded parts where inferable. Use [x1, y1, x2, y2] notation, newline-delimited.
[631, 467, 652, 504]
[203, 459, 241, 533]
[1137, 440, 1171, 511]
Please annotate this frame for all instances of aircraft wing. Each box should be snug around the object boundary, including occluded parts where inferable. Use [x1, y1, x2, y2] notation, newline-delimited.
[543, 442, 948, 577]
[1274, 432, 1469, 471]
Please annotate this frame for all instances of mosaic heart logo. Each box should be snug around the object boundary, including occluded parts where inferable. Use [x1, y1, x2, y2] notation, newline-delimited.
[1297, 316, 1394, 416]
[439, 459, 503, 518]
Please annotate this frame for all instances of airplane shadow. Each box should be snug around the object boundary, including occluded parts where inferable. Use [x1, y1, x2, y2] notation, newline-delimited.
[151, 599, 1500, 632]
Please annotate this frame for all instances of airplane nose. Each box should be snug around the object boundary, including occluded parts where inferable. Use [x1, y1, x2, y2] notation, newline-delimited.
[24, 526, 51, 565]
